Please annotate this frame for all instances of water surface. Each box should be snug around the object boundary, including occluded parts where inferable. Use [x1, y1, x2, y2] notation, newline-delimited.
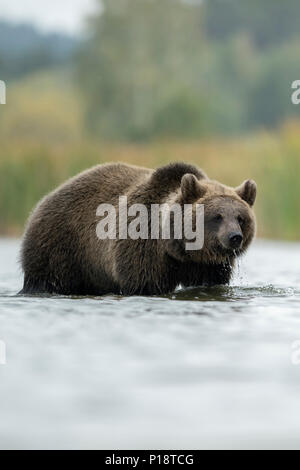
[0, 239, 300, 449]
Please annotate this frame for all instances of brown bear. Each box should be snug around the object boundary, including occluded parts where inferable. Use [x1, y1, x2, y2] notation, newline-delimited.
[20, 162, 257, 296]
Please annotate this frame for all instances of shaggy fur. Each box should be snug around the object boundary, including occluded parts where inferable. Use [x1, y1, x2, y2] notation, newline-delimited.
[20, 162, 257, 296]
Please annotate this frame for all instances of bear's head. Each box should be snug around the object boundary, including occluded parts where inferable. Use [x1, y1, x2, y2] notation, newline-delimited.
[166, 173, 257, 264]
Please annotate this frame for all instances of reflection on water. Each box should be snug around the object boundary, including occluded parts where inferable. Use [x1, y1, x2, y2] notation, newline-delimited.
[169, 285, 299, 302]
[0, 239, 300, 449]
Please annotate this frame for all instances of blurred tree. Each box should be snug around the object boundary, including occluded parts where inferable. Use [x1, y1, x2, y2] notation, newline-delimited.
[248, 40, 300, 128]
[77, 0, 211, 140]
[204, 0, 300, 49]
[0, 21, 76, 81]
[77, 0, 300, 140]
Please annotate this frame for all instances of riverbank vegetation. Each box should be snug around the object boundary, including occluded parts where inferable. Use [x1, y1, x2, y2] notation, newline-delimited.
[1, 110, 299, 239]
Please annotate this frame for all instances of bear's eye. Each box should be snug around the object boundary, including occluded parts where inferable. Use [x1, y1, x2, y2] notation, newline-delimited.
[213, 214, 223, 223]
[238, 216, 245, 227]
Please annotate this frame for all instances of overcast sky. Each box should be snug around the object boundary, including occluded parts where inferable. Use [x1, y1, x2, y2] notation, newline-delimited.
[0, 0, 99, 35]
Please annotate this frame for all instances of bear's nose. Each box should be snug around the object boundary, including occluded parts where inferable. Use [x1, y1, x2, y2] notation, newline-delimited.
[228, 232, 243, 249]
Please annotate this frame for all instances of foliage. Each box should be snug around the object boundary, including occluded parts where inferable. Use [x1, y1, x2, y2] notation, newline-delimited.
[76, 0, 300, 140]
[0, 21, 76, 81]
[77, 0, 212, 140]
[1, 110, 300, 240]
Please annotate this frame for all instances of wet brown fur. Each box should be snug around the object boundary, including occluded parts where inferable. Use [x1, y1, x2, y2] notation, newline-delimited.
[20, 162, 257, 296]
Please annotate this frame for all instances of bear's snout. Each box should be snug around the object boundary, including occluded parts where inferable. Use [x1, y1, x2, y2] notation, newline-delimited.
[228, 231, 243, 250]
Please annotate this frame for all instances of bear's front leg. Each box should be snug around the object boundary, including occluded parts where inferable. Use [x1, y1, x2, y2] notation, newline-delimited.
[202, 261, 234, 286]
[180, 260, 234, 288]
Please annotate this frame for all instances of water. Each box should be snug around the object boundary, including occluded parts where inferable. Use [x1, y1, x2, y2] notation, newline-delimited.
[0, 238, 300, 450]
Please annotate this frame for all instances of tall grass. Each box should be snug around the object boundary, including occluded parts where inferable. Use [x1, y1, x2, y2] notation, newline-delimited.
[0, 122, 300, 239]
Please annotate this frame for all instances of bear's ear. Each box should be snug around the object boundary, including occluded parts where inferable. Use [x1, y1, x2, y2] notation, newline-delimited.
[181, 174, 207, 203]
[236, 180, 257, 207]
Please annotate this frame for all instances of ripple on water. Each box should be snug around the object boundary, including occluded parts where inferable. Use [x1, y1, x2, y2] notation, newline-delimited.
[1, 239, 300, 449]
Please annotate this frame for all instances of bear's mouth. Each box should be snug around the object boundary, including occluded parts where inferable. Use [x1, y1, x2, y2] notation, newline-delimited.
[216, 243, 243, 258]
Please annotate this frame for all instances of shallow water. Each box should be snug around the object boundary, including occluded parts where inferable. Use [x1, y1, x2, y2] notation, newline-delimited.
[0, 239, 300, 450]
